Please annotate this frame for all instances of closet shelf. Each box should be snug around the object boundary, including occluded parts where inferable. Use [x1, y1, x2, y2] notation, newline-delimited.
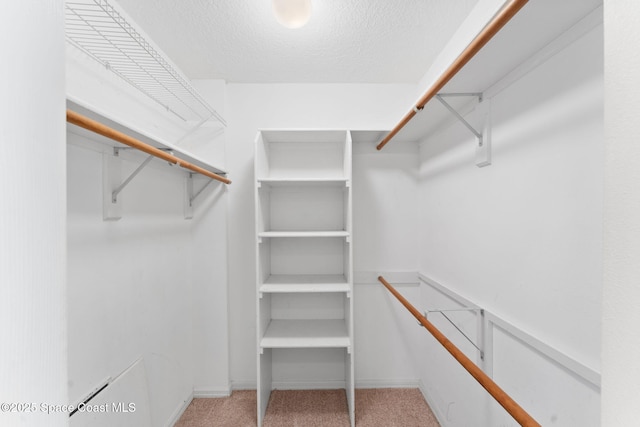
[65, 0, 225, 126]
[67, 101, 228, 176]
[257, 178, 349, 188]
[379, 1, 600, 145]
[260, 319, 350, 349]
[260, 274, 350, 294]
[258, 231, 349, 238]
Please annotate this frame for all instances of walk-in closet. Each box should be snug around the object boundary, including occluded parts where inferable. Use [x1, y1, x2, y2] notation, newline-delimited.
[2, 0, 638, 426]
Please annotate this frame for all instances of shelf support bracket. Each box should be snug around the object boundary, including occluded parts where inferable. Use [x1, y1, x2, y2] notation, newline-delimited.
[425, 308, 485, 360]
[184, 173, 223, 219]
[103, 147, 174, 220]
[435, 94, 482, 141]
[189, 175, 214, 206]
[103, 152, 122, 221]
[436, 93, 491, 168]
[111, 149, 154, 203]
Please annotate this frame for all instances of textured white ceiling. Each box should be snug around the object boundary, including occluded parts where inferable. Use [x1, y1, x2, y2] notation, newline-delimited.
[114, 0, 479, 83]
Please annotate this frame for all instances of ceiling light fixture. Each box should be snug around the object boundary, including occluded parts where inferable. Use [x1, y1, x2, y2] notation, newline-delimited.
[272, 0, 312, 29]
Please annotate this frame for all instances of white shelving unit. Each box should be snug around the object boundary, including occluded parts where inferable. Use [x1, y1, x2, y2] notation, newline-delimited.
[255, 130, 354, 426]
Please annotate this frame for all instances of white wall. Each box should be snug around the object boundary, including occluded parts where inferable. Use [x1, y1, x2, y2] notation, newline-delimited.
[602, 1, 640, 425]
[352, 140, 422, 387]
[0, 2, 67, 427]
[190, 179, 230, 397]
[67, 138, 188, 425]
[64, 8, 231, 423]
[66, 131, 229, 425]
[416, 23, 603, 427]
[223, 83, 422, 387]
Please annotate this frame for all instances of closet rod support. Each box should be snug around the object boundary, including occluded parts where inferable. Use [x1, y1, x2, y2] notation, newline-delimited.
[425, 309, 484, 360]
[376, 0, 529, 150]
[189, 173, 214, 206]
[378, 275, 540, 426]
[112, 151, 154, 203]
[435, 94, 483, 145]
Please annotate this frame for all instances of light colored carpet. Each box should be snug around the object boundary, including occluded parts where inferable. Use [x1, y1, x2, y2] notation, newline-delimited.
[174, 388, 440, 427]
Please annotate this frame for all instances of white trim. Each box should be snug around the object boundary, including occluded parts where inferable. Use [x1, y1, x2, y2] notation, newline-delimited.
[418, 273, 480, 309]
[192, 387, 231, 398]
[164, 391, 193, 427]
[230, 380, 257, 390]
[355, 379, 420, 389]
[485, 312, 601, 388]
[271, 380, 346, 390]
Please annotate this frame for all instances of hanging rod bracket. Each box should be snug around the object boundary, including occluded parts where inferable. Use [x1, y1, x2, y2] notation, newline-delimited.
[111, 149, 154, 203]
[435, 93, 491, 168]
[425, 308, 485, 360]
[184, 172, 225, 219]
[435, 94, 483, 142]
[188, 173, 214, 205]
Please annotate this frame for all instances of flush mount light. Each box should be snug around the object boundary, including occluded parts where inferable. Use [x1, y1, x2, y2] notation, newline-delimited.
[272, 0, 312, 29]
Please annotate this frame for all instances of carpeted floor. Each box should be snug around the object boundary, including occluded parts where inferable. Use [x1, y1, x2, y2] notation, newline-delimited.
[174, 388, 440, 427]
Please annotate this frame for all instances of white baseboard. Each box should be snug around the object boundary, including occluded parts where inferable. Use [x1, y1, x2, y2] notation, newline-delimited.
[355, 379, 420, 389]
[165, 391, 193, 427]
[271, 380, 346, 390]
[193, 387, 231, 398]
[231, 380, 257, 390]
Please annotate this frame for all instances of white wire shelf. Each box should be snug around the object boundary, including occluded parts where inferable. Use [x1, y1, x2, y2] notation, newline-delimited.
[65, 0, 226, 126]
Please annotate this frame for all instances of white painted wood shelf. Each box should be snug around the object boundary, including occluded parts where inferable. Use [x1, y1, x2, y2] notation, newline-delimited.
[255, 130, 354, 427]
[260, 320, 350, 349]
[258, 178, 349, 187]
[391, 2, 602, 143]
[260, 274, 350, 294]
[258, 231, 349, 238]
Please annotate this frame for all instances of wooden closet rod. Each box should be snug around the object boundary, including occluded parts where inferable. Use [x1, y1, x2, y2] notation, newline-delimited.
[66, 109, 231, 185]
[376, 0, 528, 150]
[378, 276, 540, 426]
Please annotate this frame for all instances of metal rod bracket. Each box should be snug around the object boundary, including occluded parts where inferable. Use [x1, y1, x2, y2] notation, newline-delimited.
[435, 93, 492, 168]
[435, 93, 483, 143]
[425, 308, 484, 359]
[184, 172, 224, 219]
[111, 150, 154, 203]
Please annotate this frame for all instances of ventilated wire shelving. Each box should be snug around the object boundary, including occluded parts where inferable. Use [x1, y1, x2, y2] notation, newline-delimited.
[65, 0, 226, 126]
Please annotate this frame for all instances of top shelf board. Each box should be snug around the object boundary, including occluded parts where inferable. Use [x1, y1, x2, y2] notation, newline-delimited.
[67, 99, 228, 175]
[393, 0, 602, 142]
